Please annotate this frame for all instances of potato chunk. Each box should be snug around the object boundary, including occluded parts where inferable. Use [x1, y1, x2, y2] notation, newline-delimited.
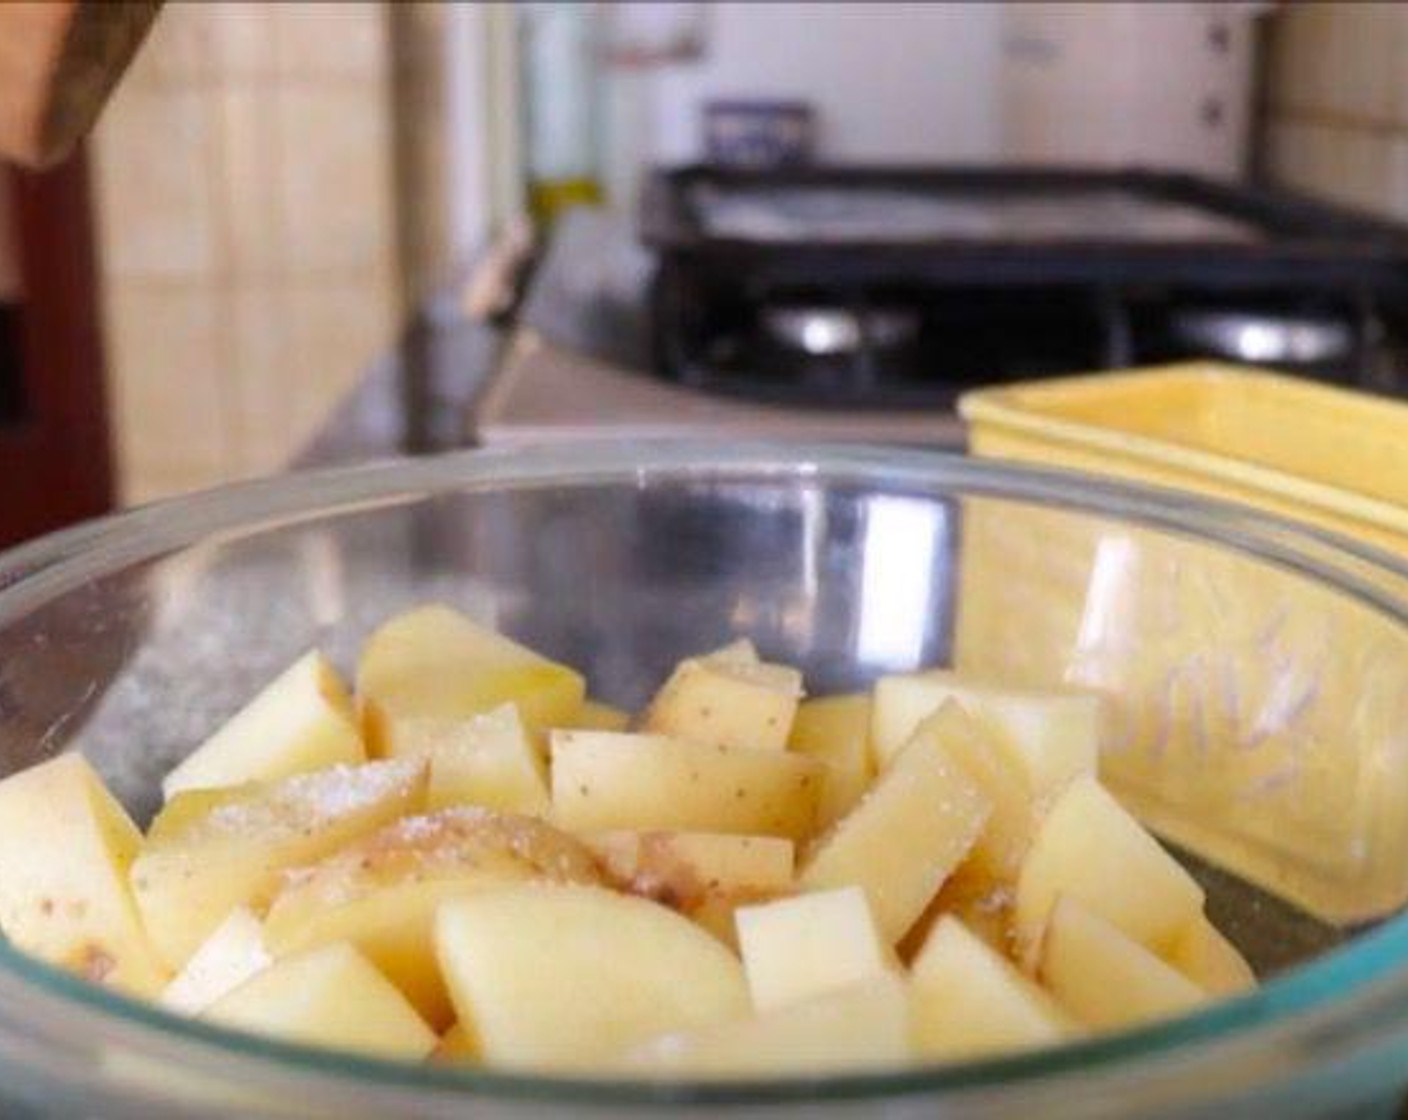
[624, 974, 912, 1076]
[357, 605, 585, 751]
[787, 693, 874, 828]
[585, 830, 793, 902]
[643, 653, 803, 752]
[204, 941, 437, 1060]
[1014, 776, 1204, 965]
[1165, 914, 1256, 996]
[0, 753, 167, 995]
[800, 723, 989, 945]
[132, 758, 426, 969]
[872, 672, 1099, 798]
[386, 705, 550, 816]
[550, 731, 822, 840]
[436, 884, 749, 1070]
[263, 808, 600, 1027]
[914, 703, 1034, 885]
[736, 887, 890, 1012]
[910, 917, 1072, 1059]
[160, 906, 270, 1015]
[1039, 897, 1208, 1029]
[162, 651, 364, 799]
[568, 700, 631, 733]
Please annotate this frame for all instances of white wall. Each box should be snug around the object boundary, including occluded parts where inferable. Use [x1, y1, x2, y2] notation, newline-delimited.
[640, 2, 1004, 165]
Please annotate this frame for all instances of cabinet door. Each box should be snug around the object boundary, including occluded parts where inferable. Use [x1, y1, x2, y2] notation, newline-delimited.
[0, 152, 114, 549]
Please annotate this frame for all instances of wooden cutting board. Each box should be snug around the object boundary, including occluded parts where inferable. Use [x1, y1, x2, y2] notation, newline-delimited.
[0, 1, 161, 167]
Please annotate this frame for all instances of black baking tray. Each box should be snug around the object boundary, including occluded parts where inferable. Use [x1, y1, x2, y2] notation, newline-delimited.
[640, 164, 1408, 287]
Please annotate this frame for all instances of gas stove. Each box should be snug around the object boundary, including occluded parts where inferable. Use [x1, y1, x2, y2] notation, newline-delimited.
[471, 166, 1408, 447]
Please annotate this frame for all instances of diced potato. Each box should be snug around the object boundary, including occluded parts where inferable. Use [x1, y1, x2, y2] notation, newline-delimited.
[132, 758, 426, 970]
[204, 941, 437, 1060]
[872, 672, 1099, 799]
[799, 727, 989, 944]
[787, 693, 874, 829]
[385, 705, 550, 816]
[162, 652, 364, 799]
[0, 753, 168, 996]
[550, 731, 822, 840]
[908, 867, 1014, 960]
[1013, 776, 1204, 966]
[642, 653, 803, 753]
[910, 917, 1072, 1059]
[912, 703, 1034, 885]
[433, 1022, 478, 1063]
[623, 974, 912, 1076]
[436, 883, 750, 1070]
[264, 808, 601, 1026]
[1039, 897, 1208, 1030]
[569, 700, 631, 733]
[585, 830, 794, 901]
[736, 887, 889, 1012]
[160, 907, 270, 1015]
[357, 605, 585, 752]
[1165, 914, 1256, 996]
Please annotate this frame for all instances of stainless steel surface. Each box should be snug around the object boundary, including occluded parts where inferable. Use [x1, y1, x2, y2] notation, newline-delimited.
[763, 305, 921, 357]
[472, 329, 965, 447]
[1171, 308, 1358, 365]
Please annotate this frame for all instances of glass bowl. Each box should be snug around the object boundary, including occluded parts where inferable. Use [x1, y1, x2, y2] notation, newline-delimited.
[0, 442, 1405, 1118]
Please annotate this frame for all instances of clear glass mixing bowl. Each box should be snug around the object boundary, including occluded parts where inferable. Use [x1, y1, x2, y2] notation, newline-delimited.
[0, 443, 1405, 1118]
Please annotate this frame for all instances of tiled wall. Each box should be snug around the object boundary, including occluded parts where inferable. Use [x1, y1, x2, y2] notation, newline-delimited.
[1261, 3, 1408, 221]
[92, 2, 399, 504]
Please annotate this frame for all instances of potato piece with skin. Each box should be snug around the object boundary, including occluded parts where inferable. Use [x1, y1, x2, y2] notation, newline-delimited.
[623, 974, 912, 1077]
[872, 672, 1099, 799]
[585, 830, 794, 904]
[436, 884, 750, 1070]
[132, 758, 426, 970]
[1013, 776, 1205, 967]
[643, 654, 803, 753]
[433, 1023, 478, 1063]
[567, 700, 631, 733]
[160, 907, 270, 1016]
[0, 753, 168, 996]
[736, 887, 890, 1012]
[1165, 914, 1256, 996]
[1039, 897, 1209, 1030]
[204, 941, 437, 1060]
[384, 705, 550, 816]
[799, 726, 990, 945]
[264, 808, 601, 1028]
[550, 731, 822, 840]
[911, 917, 1072, 1059]
[357, 605, 585, 752]
[787, 693, 874, 829]
[162, 651, 364, 799]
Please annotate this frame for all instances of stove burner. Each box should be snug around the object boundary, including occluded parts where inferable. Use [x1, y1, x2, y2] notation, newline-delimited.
[762, 305, 920, 357]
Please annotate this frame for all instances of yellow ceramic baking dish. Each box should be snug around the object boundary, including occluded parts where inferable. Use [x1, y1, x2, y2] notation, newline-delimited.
[955, 364, 1408, 925]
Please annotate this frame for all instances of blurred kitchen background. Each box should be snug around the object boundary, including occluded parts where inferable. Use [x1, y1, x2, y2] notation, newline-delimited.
[3, 0, 1408, 544]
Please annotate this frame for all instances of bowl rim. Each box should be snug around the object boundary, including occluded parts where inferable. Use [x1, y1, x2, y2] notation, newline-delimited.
[1, 440, 1406, 1113]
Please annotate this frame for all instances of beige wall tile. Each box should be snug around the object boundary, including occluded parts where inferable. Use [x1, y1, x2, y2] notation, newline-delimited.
[281, 277, 398, 448]
[1265, 3, 1336, 114]
[1321, 2, 1404, 122]
[214, 87, 284, 277]
[102, 284, 236, 502]
[1388, 140, 1408, 223]
[271, 2, 389, 81]
[93, 87, 221, 281]
[122, 3, 216, 90]
[274, 85, 395, 275]
[1265, 121, 1396, 216]
[226, 285, 300, 478]
[205, 2, 278, 79]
